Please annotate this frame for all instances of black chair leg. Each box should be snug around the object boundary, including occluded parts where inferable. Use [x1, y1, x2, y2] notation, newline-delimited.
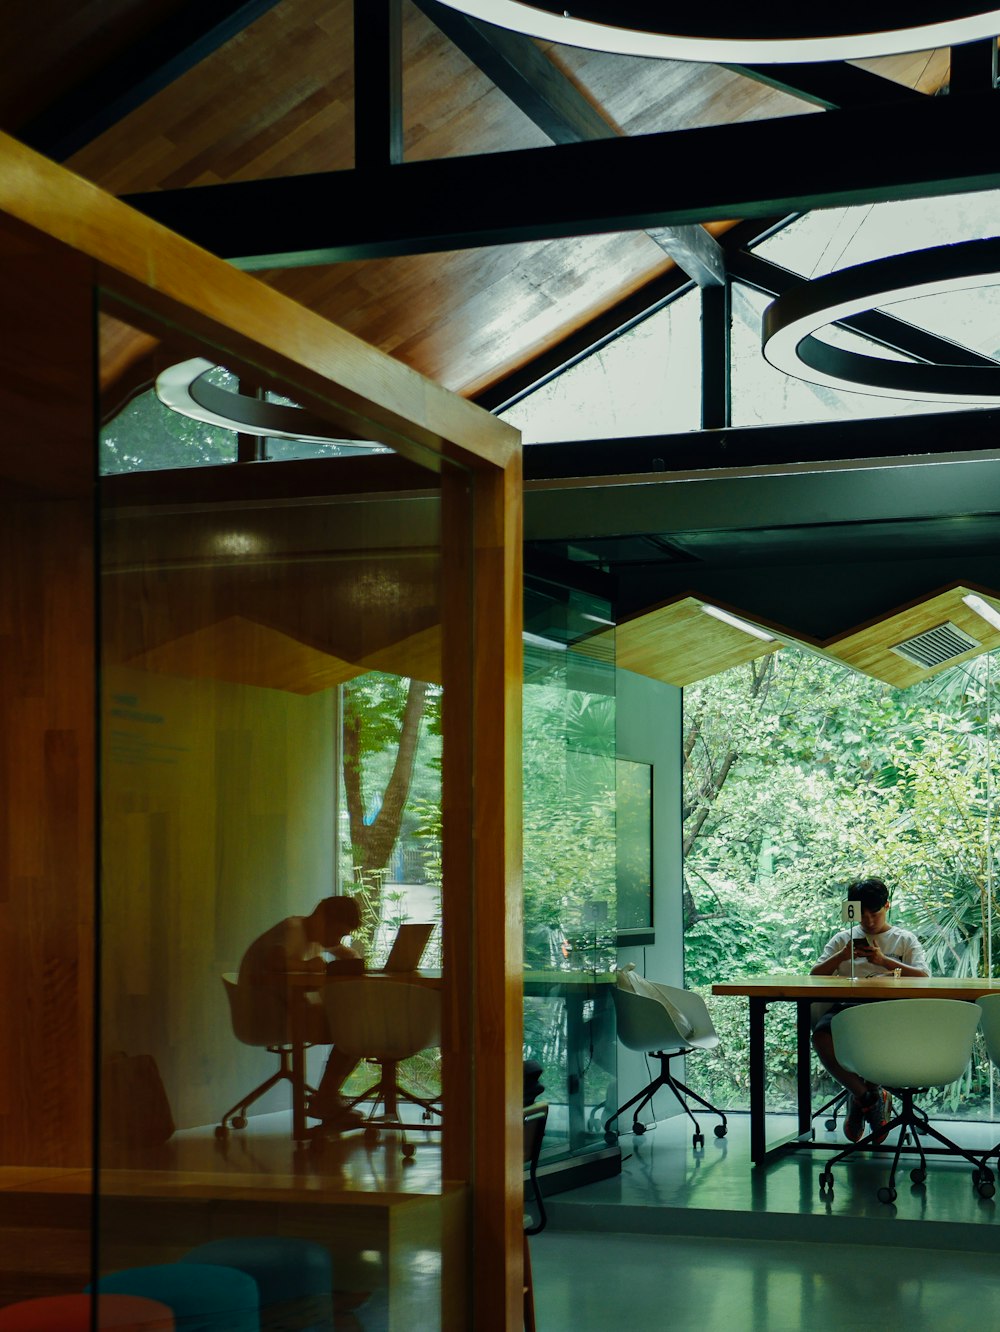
[603, 1051, 727, 1146]
[818, 1092, 997, 1203]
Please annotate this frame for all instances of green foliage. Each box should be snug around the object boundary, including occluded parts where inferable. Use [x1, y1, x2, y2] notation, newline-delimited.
[100, 382, 237, 474]
[684, 647, 1000, 1113]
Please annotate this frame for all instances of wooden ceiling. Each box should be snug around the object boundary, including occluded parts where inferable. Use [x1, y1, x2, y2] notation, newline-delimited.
[13, 3, 1000, 694]
[1, 0, 952, 400]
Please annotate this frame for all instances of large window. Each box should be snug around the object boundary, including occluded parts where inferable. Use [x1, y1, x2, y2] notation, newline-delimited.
[683, 644, 1000, 1119]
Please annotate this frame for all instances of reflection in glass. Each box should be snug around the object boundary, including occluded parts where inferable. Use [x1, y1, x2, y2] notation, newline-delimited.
[98, 304, 455, 1326]
[522, 587, 619, 1166]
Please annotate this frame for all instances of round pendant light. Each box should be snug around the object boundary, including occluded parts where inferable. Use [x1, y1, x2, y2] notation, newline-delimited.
[762, 237, 1000, 403]
[433, 2, 1000, 62]
[155, 358, 388, 451]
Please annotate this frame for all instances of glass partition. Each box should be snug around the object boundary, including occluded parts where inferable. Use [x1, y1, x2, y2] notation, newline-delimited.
[97, 303, 467, 1326]
[522, 585, 619, 1170]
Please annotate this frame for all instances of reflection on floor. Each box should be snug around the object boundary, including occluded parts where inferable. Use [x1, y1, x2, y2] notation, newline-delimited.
[533, 1111, 1000, 1331]
[167, 1109, 443, 1195]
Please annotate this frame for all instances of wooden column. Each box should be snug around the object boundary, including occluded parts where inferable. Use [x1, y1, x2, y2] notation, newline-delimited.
[442, 452, 523, 1328]
[0, 221, 96, 1171]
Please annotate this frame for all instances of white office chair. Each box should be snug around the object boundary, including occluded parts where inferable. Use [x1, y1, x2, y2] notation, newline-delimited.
[322, 978, 442, 1158]
[216, 972, 318, 1137]
[819, 998, 990, 1203]
[604, 982, 727, 1149]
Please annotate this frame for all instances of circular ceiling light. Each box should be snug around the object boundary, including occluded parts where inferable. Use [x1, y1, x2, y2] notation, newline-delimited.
[155, 358, 388, 451]
[433, 2, 1000, 61]
[762, 237, 1000, 403]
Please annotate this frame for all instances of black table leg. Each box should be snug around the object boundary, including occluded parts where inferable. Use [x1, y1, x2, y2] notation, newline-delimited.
[797, 999, 813, 1137]
[749, 996, 767, 1165]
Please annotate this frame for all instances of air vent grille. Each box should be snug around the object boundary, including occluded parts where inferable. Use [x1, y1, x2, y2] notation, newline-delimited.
[889, 621, 981, 670]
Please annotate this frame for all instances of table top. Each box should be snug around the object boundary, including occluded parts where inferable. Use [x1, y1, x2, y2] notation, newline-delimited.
[712, 973, 1000, 1001]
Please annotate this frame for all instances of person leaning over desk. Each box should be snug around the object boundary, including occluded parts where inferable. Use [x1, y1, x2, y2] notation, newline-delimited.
[810, 876, 929, 1145]
[238, 894, 364, 1132]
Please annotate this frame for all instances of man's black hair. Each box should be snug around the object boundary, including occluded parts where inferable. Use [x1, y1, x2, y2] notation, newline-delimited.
[846, 877, 889, 911]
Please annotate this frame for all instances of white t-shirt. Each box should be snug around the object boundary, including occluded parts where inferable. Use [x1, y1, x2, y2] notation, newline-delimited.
[816, 925, 928, 978]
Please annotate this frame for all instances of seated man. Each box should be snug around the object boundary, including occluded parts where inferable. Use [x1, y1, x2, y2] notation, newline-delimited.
[810, 876, 929, 1143]
[238, 895, 364, 1130]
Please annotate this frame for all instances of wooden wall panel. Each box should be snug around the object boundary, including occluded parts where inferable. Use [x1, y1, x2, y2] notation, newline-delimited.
[0, 226, 96, 1175]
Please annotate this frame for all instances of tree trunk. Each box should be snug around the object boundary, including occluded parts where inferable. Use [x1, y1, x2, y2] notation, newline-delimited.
[342, 678, 429, 926]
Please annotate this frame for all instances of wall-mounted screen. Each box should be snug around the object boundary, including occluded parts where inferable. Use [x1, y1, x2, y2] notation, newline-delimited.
[616, 758, 653, 945]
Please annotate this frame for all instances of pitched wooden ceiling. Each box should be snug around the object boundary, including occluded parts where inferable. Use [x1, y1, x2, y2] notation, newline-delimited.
[11, 2, 1000, 690]
[1, 0, 952, 399]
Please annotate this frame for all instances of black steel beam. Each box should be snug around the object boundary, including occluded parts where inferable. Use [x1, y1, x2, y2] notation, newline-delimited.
[414, 0, 724, 284]
[725, 61, 925, 109]
[522, 406, 1000, 481]
[948, 38, 999, 94]
[700, 282, 731, 430]
[121, 90, 1000, 268]
[732, 249, 1000, 369]
[413, 0, 616, 144]
[16, 0, 283, 161]
[354, 0, 403, 167]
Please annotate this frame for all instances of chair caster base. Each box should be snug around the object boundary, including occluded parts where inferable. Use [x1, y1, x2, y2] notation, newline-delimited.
[818, 1171, 834, 1196]
[714, 1123, 727, 1138]
[974, 1166, 995, 1198]
[231, 1115, 247, 1130]
[877, 1185, 897, 1204]
[214, 1125, 228, 1139]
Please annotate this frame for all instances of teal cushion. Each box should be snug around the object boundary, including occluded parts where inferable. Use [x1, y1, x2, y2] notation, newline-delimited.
[92, 1263, 259, 1331]
[181, 1236, 331, 1304]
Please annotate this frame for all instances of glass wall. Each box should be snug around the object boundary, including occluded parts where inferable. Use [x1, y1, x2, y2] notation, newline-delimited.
[522, 585, 621, 1167]
[97, 304, 465, 1326]
[682, 643, 1000, 1120]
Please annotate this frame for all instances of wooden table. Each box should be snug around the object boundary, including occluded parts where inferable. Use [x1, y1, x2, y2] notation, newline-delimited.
[711, 974, 1000, 1166]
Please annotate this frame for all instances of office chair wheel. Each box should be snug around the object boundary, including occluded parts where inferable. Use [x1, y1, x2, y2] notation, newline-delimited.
[402, 1142, 416, 1160]
[231, 1115, 248, 1131]
[973, 1166, 995, 1197]
[714, 1124, 727, 1138]
[632, 1121, 646, 1136]
[877, 1185, 897, 1204]
[693, 1132, 704, 1149]
[363, 1124, 380, 1146]
[818, 1170, 834, 1196]
[909, 1167, 926, 1185]
[214, 1125, 228, 1139]
[824, 1117, 838, 1131]
[604, 1129, 618, 1145]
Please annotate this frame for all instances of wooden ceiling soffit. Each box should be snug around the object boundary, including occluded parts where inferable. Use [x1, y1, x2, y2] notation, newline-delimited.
[816, 584, 1000, 687]
[125, 615, 365, 694]
[121, 90, 1000, 267]
[575, 595, 782, 687]
[359, 623, 442, 685]
[579, 584, 1000, 691]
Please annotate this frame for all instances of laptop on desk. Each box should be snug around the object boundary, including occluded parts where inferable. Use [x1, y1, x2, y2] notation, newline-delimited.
[379, 922, 435, 974]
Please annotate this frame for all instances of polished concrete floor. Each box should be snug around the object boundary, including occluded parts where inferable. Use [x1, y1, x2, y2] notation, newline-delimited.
[530, 1110, 1000, 1331]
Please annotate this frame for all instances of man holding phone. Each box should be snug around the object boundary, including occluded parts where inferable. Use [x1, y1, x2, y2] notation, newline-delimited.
[810, 877, 929, 1143]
